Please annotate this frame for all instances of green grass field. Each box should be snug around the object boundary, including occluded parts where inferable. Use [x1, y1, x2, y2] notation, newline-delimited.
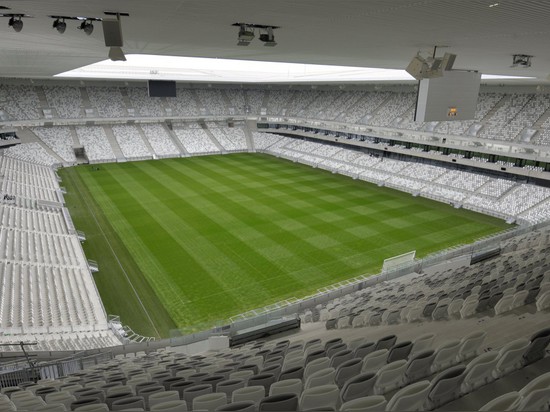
[59, 154, 510, 338]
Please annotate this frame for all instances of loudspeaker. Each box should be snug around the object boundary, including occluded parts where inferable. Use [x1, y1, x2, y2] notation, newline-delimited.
[102, 18, 123, 47]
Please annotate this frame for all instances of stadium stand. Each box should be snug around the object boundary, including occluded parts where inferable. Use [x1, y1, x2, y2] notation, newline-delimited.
[43, 86, 84, 119]
[31, 127, 77, 164]
[111, 124, 153, 160]
[173, 125, 221, 154]
[0, 153, 120, 351]
[2, 83, 550, 412]
[255, 132, 550, 223]
[139, 123, 181, 158]
[75, 126, 117, 163]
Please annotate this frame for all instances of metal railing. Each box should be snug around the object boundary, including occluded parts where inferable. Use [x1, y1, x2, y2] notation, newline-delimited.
[0, 351, 113, 388]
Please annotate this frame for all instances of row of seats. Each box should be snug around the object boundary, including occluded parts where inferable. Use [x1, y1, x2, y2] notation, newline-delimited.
[303, 235, 550, 327]
[5, 84, 550, 145]
[2, 321, 548, 411]
[0, 154, 118, 348]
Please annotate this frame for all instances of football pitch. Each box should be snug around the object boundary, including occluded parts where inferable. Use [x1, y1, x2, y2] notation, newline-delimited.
[59, 153, 510, 338]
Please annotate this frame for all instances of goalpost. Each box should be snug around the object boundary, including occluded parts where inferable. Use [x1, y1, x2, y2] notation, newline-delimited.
[382, 250, 416, 272]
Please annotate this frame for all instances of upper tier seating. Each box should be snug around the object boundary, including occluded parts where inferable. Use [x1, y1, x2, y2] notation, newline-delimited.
[43, 86, 84, 119]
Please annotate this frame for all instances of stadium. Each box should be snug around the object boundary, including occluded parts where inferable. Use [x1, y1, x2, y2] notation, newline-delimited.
[1, 0, 550, 411]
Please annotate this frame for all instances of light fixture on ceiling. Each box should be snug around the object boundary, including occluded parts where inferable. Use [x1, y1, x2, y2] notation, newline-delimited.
[7, 14, 23, 32]
[511, 54, 532, 68]
[232, 22, 279, 47]
[78, 19, 94, 35]
[52, 18, 66, 33]
[259, 26, 277, 47]
[406, 48, 456, 80]
[237, 24, 254, 46]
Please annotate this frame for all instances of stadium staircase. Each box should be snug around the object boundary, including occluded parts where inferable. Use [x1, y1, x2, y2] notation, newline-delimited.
[102, 125, 126, 161]
[135, 125, 157, 157]
[162, 123, 189, 156]
[243, 123, 256, 152]
[201, 123, 226, 153]
[78, 86, 97, 118]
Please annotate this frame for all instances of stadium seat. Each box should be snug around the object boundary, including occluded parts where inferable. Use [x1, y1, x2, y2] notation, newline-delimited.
[74, 404, 109, 412]
[426, 365, 467, 409]
[111, 395, 146, 411]
[411, 333, 435, 356]
[232, 386, 265, 406]
[523, 327, 550, 365]
[148, 391, 180, 409]
[493, 338, 530, 378]
[183, 384, 212, 410]
[431, 340, 461, 372]
[258, 393, 299, 412]
[362, 349, 388, 373]
[353, 342, 375, 359]
[340, 395, 387, 411]
[375, 335, 397, 351]
[458, 330, 487, 361]
[151, 400, 188, 411]
[405, 349, 436, 382]
[34, 404, 67, 412]
[479, 392, 521, 411]
[299, 384, 340, 411]
[269, 379, 303, 396]
[304, 367, 336, 389]
[247, 374, 276, 396]
[215, 400, 255, 412]
[386, 380, 431, 411]
[374, 360, 408, 394]
[304, 357, 330, 380]
[516, 372, 550, 411]
[387, 341, 413, 363]
[335, 358, 363, 388]
[192, 392, 227, 412]
[340, 372, 376, 403]
[461, 351, 500, 393]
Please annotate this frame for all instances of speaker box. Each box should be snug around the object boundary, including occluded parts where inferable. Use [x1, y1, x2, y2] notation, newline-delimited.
[102, 19, 123, 47]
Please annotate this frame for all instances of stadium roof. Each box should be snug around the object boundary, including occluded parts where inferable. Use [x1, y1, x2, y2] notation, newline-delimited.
[1, 0, 549, 84]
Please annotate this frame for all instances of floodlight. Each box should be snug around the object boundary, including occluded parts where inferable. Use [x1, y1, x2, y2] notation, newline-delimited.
[78, 20, 94, 35]
[53, 18, 66, 33]
[259, 26, 276, 46]
[238, 24, 254, 46]
[8, 16, 22, 32]
[511, 54, 532, 68]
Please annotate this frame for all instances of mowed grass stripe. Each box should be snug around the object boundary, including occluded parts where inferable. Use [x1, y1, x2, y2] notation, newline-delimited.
[66, 154, 510, 335]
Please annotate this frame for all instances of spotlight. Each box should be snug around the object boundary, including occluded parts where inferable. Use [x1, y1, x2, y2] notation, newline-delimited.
[511, 54, 532, 68]
[8, 16, 22, 32]
[259, 26, 277, 47]
[52, 18, 66, 33]
[237, 24, 254, 46]
[78, 20, 94, 35]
